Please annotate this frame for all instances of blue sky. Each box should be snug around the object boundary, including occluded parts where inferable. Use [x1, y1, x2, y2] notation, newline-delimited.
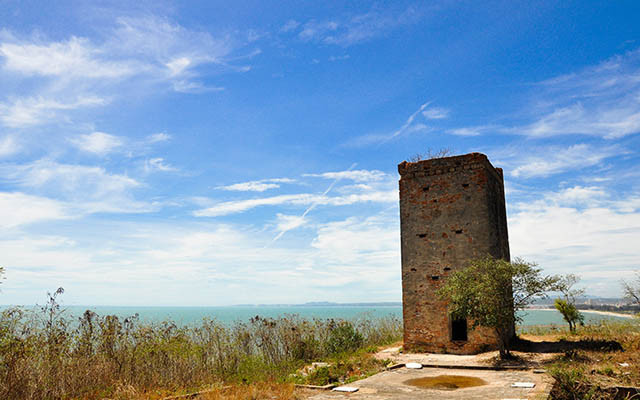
[1, 0, 639, 305]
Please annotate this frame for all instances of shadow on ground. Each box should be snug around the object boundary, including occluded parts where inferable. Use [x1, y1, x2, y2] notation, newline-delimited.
[512, 337, 623, 353]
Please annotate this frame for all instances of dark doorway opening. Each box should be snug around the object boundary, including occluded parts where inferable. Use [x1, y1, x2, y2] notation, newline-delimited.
[451, 317, 468, 341]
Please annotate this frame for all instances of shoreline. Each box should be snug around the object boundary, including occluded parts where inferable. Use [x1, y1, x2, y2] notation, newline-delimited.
[526, 307, 635, 319]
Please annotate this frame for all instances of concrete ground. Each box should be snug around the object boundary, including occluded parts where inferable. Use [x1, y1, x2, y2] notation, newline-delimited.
[374, 346, 557, 368]
[307, 366, 553, 400]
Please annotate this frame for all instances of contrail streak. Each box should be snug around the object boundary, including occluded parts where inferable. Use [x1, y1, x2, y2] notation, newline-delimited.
[266, 163, 358, 247]
[385, 101, 431, 141]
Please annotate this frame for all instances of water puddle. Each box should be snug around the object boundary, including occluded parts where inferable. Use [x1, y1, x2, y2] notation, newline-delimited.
[404, 375, 487, 391]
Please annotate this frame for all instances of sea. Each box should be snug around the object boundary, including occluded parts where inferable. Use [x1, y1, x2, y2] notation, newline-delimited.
[9, 305, 631, 327]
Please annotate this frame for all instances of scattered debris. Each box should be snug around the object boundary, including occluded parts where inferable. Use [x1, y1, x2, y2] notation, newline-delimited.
[618, 362, 630, 367]
[295, 383, 337, 390]
[405, 362, 423, 369]
[533, 369, 546, 374]
[511, 382, 535, 388]
[332, 386, 359, 392]
[385, 363, 404, 370]
[298, 361, 332, 376]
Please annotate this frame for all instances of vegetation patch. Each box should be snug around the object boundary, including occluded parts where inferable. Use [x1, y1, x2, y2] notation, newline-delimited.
[0, 289, 402, 399]
[521, 320, 640, 399]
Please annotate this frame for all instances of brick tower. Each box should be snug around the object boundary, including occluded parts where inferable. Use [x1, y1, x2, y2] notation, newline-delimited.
[398, 152, 511, 354]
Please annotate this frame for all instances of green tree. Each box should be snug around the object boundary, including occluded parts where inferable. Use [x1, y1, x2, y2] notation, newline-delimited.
[554, 274, 584, 333]
[437, 257, 561, 359]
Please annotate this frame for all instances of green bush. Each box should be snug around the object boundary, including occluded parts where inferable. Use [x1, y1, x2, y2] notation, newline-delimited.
[325, 321, 364, 355]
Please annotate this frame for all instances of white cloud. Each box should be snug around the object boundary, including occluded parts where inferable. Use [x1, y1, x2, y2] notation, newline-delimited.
[200, 169, 396, 217]
[517, 103, 640, 139]
[298, 20, 339, 41]
[509, 186, 640, 296]
[109, 16, 233, 78]
[0, 14, 253, 134]
[275, 213, 307, 232]
[194, 190, 397, 217]
[147, 132, 171, 143]
[0, 37, 137, 78]
[172, 80, 225, 93]
[0, 17, 233, 83]
[508, 144, 619, 178]
[1, 159, 153, 214]
[69, 132, 123, 155]
[512, 49, 640, 139]
[221, 182, 279, 192]
[422, 106, 449, 119]
[447, 125, 495, 136]
[0, 96, 106, 128]
[312, 214, 399, 262]
[144, 157, 176, 173]
[166, 56, 191, 77]
[194, 193, 314, 216]
[285, 5, 425, 47]
[304, 169, 387, 182]
[217, 178, 295, 192]
[281, 20, 301, 33]
[0, 192, 69, 228]
[0, 211, 402, 305]
[0, 135, 19, 157]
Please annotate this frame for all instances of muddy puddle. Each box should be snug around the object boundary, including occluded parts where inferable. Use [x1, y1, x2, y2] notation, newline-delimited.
[404, 375, 487, 391]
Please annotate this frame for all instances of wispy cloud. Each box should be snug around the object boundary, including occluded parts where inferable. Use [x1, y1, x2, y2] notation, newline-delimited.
[446, 125, 496, 136]
[1, 159, 154, 214]
[422, 106, 449, 120]
[0, 37, 137, 78]
[197, 167, 397, 217]
[0, 135, 19, 157]
[503, 144, 621, 178]
[69, 132, 123, 155]
[268, 164, 356, 245]
[146, 132, 171, 143]
[144, 157, 176, 173]
[290, 5, 424, 47]
[303, 169, 386, 182]
[217, 178, 295, 192]
[280, 20, 300, 33]
[345, 102, 453, 146]
[0, 15, 257, 131]
[194, 190, 397, 217]
[0, 96, 106, 128]
[275, 213, 307, 232]
[510, 48, 640, 139]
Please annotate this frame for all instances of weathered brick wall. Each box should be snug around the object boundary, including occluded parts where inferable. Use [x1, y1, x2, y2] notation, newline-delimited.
[398, 152, 511, 354]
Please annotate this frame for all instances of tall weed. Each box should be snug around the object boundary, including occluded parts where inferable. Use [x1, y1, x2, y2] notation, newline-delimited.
[0, 291, 402, 399]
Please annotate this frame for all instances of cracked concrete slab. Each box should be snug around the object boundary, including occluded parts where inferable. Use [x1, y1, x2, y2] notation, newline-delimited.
[307, 367, 552, 400]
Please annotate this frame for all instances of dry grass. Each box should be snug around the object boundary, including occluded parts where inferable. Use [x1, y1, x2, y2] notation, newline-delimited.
[0, 289, 402, 399]
[521, 320, 640, 399]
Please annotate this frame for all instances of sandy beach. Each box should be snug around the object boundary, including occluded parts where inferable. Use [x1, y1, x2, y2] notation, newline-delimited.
[580, 309, 636, 319]
[528, 307, 636, 319]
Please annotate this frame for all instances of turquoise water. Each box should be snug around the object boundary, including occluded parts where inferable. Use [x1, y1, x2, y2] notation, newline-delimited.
[10, 305, 630, 327]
